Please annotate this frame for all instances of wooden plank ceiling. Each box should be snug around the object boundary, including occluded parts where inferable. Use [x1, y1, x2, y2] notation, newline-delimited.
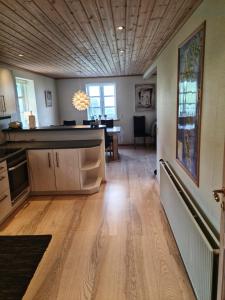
[0, 0, 202, 78]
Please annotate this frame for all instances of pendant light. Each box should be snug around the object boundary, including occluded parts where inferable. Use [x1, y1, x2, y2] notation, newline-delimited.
[72, 72, 90, 111]
[72, 90, 90, 111]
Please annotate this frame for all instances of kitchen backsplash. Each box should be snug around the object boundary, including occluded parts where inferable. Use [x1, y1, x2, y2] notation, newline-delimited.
[0, 119, 8, 143]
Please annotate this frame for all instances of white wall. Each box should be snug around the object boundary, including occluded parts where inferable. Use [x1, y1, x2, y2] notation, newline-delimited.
[56, 76, 156, 144]
[0, 65, 59, 143]
[154, 0, 225, 231]
[12, 69, 59, 126]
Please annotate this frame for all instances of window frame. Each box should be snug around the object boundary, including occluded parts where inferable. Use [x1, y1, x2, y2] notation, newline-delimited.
[15, 77, 39, 127]
[86, 83, 117, 120]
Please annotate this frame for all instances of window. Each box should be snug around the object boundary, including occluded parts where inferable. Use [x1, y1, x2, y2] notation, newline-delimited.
[15, 78, 39, 127]
[86, 83, 117, 120]
[178, 80, 197, 117]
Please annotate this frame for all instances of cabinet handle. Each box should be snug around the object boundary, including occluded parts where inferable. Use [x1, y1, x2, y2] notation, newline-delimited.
[0, 194, 7, 202]
[8, 160, 27, 171]
[3, 98, 6, 112]
[0, 96, 4, 113]
[48, 152, 51, 168]
[0, 176, 5, 181]
[0, 96, 6, 112]
[56, 152, 59, 168]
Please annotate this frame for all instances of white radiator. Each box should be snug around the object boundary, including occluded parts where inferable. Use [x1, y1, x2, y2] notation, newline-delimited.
[160, 160, 219, 300]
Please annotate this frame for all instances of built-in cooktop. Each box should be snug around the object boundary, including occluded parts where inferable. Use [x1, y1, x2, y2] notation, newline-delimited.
[0, 148, 22, 159]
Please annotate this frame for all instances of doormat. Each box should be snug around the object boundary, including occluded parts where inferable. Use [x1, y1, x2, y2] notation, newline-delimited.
[0, 235, 52, 300]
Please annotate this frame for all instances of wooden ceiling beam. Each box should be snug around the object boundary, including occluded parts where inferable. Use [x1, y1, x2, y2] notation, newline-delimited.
[0, 0, 203, 77]
[48, 0, 109, 75]
[0, 29, 88, 75]
[8, 0, 101, 75]
[65, 0, 115, 75]
[129, 0, 157, 74]
[0, 1, 96, 75]
[139, 0, 200, 73]
[79, 0, 120, 75]
[29, 0, 106, 75]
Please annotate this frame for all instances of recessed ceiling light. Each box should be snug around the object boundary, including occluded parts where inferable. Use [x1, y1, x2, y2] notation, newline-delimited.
[18, 54, 24, 57]
[119, 49, 125, 54]
[117, 26, 124, 30]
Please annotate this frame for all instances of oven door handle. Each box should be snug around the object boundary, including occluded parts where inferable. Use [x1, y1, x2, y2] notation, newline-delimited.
[8, 160, 27, 171]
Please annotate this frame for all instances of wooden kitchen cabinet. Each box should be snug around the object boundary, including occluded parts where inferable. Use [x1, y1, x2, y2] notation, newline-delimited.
[0, 171, 10, 195]
[79, 146, 102, 192]
[0, 161, 12, 223]
[28, 150, 56, 192]
[0, 68, 17, 115]
[28, 147, 102, 194]
[28, 149, 81, 192]
[53, 149, 80, 191]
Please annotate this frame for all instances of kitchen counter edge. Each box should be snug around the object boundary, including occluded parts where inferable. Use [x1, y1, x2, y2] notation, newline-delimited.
[0, 139, 102, 162]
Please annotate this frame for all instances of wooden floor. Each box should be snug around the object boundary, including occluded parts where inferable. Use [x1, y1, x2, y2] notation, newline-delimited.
[0, 147, 195, 300]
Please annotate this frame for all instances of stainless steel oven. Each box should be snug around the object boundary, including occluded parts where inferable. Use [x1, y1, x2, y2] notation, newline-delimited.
[6, 149, 29, 204]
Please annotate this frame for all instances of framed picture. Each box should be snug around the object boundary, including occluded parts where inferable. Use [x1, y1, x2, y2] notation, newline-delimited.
[176, 22, 206, 185]
[45, 90, 53, 107]
[135, 84, 155, 112]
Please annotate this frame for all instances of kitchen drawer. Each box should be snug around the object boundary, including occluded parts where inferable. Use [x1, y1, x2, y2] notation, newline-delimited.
[0, 193, 11, 221]
[0, 171, 9, 194]
[0, 161, 7, 174]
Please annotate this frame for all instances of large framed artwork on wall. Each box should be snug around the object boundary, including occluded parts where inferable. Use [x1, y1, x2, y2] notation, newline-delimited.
[135, 84, 155, 112]
[176, 22, 206, 186]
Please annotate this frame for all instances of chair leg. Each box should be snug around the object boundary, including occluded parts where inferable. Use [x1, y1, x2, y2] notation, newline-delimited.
[105, 152, 108, 162]
[134, 137, 136, 149]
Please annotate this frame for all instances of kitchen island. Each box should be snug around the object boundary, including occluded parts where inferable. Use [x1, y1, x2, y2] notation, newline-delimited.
[3, 125, 105, 143]
[2, 125, 106, 195]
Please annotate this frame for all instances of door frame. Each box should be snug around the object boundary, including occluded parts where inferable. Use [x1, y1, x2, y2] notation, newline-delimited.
[217, 137, 225, 300]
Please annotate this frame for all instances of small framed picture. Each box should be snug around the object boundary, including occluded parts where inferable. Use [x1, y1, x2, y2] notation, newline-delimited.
[45, 90, 53, 107]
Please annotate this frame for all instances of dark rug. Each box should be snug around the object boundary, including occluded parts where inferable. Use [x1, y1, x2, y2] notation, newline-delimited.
[0, 235, 52, 300]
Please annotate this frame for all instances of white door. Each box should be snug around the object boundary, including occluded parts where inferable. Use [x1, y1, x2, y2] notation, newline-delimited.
[216, 139, 225, 300]
[28, 150, 56, 191]
[54, 149, 80, 191]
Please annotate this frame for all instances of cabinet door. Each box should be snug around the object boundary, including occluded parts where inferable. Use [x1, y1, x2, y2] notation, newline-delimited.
[0, 194, 12, 222]
[54, 149, 80, 191]
[28, 150, 56, 191]
[0, 69, 17, 114]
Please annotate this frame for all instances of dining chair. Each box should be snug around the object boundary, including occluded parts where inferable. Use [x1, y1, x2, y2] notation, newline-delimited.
[104, 128, 113, 160]
[133, 116, 149, 148]
[150, 120, 157, 146]
[101, 119, 114, 128]
[63, 120, 76, 126]
[83, 120, 92, 125]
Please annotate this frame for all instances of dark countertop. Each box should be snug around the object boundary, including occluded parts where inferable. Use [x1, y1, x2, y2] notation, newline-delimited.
[0, 148, 25, 163]
[2, 125, 105, 132]
[0, 140, 102, 163]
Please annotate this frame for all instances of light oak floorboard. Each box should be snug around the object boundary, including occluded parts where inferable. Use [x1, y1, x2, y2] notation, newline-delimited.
[0, 147, 196, 300]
